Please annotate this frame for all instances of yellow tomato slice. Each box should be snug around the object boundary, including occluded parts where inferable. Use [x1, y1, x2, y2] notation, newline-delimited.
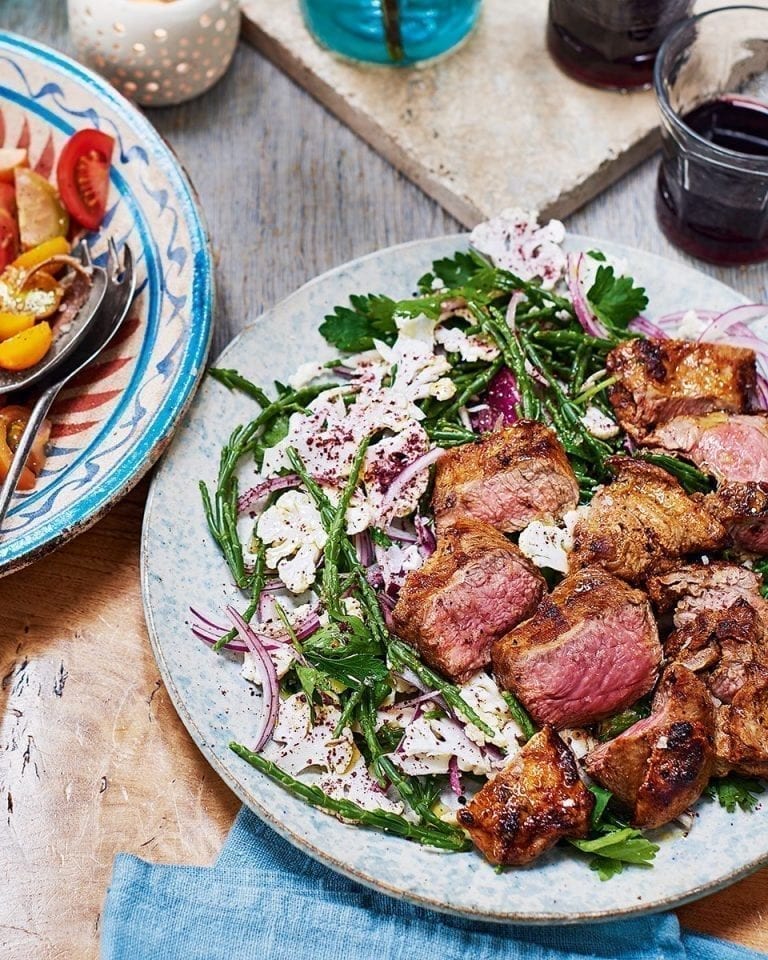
[11, 236, 70, 272]
[0, 321, 52, 370]
[0, 404, 45, 490]
[0, 311, 34, 340]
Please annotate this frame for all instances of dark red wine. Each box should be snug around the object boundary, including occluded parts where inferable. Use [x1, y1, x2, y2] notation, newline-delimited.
[657, 97, 768, 265]
[547, 0, 692, 90]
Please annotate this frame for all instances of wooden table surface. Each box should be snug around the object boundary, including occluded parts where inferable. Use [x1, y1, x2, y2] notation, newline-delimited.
[3, 2, 768, 958]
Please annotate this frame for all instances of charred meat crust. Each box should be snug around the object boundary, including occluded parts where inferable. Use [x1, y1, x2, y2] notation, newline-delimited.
[710, 481, 768, 554]
[492, 567, 662, 729]
[607, 338, 756, 440]
[584, 664, 715, 829]
[570, 457, 727, 584]
[432, 420, 579, 534]
[646, 561, 768, 626]
[392, 517, 545, 683]
[458, 726, 594, 865]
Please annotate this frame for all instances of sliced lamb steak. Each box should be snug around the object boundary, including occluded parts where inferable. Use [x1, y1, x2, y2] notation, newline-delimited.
[648, 413, 768, 483]
[492, 567, 661, 729]
[457, 726, 593, 865]
[391, 517, 545, 683]
[715, 673, 768, 778]
[431, 421, 579, 534]
[646, 561, 768, 628]
[607, 338, 755, 440]
[584, 664, 715, 829]
[569, 457, 726, 584]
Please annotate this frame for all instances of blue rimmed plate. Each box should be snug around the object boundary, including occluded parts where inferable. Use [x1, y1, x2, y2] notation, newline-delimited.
[0, 32, 212, 575]
[142, 234, 768, 923]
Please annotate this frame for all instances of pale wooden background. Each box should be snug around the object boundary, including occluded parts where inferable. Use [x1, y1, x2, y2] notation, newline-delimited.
[1, 2, 768, 958]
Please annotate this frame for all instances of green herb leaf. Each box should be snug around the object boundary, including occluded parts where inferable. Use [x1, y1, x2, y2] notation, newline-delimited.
[588, 784, 613, 829]
[318, 294, 400, 352]
[596, 702, 651, 742]
[570, 826, 659, 879]
[587, 265, 648, 332]
[369, 526, 394, 548]
[418, 250, 486, 292]
[706, 775, 765, 813]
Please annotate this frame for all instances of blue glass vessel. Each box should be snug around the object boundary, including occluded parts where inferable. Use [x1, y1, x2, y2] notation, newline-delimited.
[300, 0, 482, 65]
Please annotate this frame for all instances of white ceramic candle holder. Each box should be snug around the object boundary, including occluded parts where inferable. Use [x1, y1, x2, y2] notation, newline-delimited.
[67, 0, 240, 107]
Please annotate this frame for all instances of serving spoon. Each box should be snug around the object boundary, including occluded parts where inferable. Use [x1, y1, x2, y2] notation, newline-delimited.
[0, 242, 108, 396]
[0, 241, 135, 533]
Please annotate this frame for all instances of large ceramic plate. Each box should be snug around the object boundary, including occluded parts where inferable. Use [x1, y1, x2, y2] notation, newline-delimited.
[0, 33, 212, 574]
[142, 235, 768, 923]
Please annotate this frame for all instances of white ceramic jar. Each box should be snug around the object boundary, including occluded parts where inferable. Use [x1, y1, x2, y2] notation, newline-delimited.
[67, 0, 240, 107]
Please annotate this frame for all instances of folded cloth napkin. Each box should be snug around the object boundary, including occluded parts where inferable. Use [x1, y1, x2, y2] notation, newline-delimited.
[101, 807, 766, 960]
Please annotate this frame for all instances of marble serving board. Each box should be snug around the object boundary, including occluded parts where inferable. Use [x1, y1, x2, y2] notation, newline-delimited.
[240, 0, 661, 226]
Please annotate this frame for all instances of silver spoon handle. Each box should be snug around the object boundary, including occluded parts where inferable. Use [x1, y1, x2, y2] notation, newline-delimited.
[0, 382, 61, 528]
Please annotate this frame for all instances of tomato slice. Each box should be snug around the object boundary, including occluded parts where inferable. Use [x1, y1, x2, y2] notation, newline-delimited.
[0, 181, 18, 272]
[56, 129, 114, 231]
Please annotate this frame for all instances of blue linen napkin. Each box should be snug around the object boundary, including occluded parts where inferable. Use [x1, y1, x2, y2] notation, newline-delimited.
[101, 807, 766, 960]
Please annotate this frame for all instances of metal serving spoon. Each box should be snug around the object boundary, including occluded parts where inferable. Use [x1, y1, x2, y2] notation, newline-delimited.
[0, 241, 135, 533]
[0, 243, 109, 396]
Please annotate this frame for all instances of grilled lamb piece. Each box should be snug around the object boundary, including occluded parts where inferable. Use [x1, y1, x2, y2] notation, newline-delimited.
[431, 421, 579, 534]
[391, 517, 545, 682]
[584, 664, 715, 829]
[569, 457, 727, 584]
[457, 726, 593, 865]
[661, 593, 768, 777]
[646, 561, 768, 629]
[492, 567, 661, 729]
[647, 413, 768, 483]
[607, 338, 755, 440]
[715, 673, 768, 778]
[713, 482, 768, 554]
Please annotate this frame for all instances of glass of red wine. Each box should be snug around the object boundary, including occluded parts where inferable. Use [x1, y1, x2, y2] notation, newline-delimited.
[655, 6, 768, 265]
[547, 0, 693, 91]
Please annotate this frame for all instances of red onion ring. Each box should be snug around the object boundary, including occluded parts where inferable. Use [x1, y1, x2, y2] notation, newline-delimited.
[629, 316, 669, 339]
[379, 447, 445, 522]
[227, 606, 280, 751]
[448, 756, 463, 797]
[566, 253, 609, 339]
[238, 473, 300, 513]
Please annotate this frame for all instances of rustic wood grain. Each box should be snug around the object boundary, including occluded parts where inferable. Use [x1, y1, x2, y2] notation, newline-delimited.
[1, 2, 768, 959]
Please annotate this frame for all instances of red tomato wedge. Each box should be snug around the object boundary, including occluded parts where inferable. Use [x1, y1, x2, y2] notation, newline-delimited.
[56, 129, 114, 231]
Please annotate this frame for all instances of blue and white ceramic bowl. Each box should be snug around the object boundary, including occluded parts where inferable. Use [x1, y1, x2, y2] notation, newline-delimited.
[143, 234, 768, 923]
[0, 32, 212, 574]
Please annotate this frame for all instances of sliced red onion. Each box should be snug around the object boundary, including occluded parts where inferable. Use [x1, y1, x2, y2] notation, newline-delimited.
[384, 524, 419, 544]
[379, 447, 445, 522]
[189, 606, 228, 633]
[628, 316, 669, 339]
[227, 606, 280, 751]
[654, 308, 719, 330]
[504, 290, 524, 331]
[414, 515, 437, 558]
[448, 756, 463, 797]
[238, 473, 300, 513]
[697, 305, 768, 343]
[566, 253, 609, 339]
[353, 530, 374, 567]
[192, 625, 249, 653]
[756, 375, 768, 410]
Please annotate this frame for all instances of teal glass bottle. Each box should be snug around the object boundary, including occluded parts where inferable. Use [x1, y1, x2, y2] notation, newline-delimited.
[300, 0, 482, 65]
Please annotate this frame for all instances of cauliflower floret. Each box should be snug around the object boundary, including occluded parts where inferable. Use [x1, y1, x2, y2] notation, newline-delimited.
[261, 692, 354, 775]
[581, 405, 619, 439]
[518, 520, 572, 574]
[469, 209, 566, 289]
[257, 490, 327, 594]
[395, 310, 438, 344]
[374, 540, 423, 591]
[374, 334, 456, 406]
[393, 715, 493, 777]
[434, 325, 499, 363]
[459, 671, 524, 754]
[288, 361, 327, 390]
[318, 754, 404, 815]
[241, 645, 295, 684]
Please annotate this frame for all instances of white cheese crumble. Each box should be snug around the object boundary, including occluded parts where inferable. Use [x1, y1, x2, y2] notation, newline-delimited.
[675, 309, 709, 340]
[257, 490, 327, 593]
[434, 324, 499, 363]
[581, 405, 620, 439]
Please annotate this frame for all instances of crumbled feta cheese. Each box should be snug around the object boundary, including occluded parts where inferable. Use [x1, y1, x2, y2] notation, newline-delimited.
[342, 596, 364, 620]
[579, 252, 628, 292]
[395, 311, 437, 343]
[435, 325, 500, 363]
[261, 693, 354, 775]
[319, 754, 404, 815]
[675, 309, 708, 340]
[581, 405, 620, 439]
[459, 671, 524, 754]
[257, 490, 327, 593]
[393, 715, 493, 777]
[288, 361, 327, 390]
[469, 209, 566, 289]
[241, 645, 295, 684]
[518, 520, 572, 573]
